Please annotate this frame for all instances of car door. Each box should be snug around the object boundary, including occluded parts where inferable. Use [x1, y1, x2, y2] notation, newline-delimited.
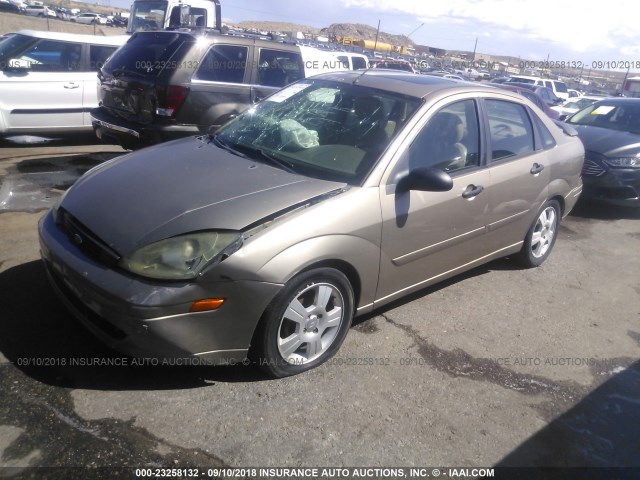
[482, 98, 552, 249]
[189, 42, 252, 132]
[1, 38, 86, 134]
[250, 46, 304, 104]
[376, 97, 491, 304]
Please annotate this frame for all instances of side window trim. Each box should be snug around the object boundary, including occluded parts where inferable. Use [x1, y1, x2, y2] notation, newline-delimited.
[480, 97, 537, 164]
[528, 106, 557, 151]
[384, 97, 485, 187]
[193, 43, 250, 84]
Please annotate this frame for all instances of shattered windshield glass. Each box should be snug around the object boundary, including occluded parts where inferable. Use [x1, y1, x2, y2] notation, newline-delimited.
[215, 79, 421, 185]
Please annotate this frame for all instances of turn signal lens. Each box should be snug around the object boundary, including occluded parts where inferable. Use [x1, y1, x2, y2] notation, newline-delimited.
[190, 298, 225, 312]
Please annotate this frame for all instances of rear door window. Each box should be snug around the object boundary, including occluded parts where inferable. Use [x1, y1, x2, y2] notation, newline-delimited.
[10, 39, 82, 72]
[485, 99, 535, 161]
[90, 45, 117, 71]
[104, 32, 194, 77]
[257, 48, 304, 87]
[194, 44, 248, 83]
[352, 56, 367, 69]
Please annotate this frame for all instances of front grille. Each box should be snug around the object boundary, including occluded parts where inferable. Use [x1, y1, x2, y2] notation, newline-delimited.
[582, 159, 605, 176]
[48, 266, 127, 341]
[58, 208, 121, 267]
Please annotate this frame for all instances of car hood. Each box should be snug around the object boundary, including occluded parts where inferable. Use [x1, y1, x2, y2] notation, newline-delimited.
[572, 124, 640, 157]
[62, 137, 346, 255]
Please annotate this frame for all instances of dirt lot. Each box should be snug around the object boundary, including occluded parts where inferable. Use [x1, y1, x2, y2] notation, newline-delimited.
[0, 140, 639, 477]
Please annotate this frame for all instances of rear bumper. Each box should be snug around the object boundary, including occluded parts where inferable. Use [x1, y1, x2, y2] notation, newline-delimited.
[91, 107, 200, 149]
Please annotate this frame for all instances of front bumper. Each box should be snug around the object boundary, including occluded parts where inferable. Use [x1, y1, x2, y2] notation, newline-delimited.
[91, 107, 200, 149]
[38, 211, 283, 364]
[582, 162, 640, 207]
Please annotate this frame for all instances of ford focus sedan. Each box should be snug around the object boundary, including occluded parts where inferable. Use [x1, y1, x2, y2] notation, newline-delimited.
[39, 71, 584, 377]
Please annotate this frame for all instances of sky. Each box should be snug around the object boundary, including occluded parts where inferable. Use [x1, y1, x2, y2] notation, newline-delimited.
[97, 0, 639, 68]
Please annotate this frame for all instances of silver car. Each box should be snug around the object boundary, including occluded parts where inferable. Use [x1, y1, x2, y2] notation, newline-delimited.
[38, 71, 584, 377]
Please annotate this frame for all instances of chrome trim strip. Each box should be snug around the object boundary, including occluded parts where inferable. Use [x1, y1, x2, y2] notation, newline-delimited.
[356, 303, 374, 313]
[194, 348, 247, 357]
[92, 118, 140, 138]
[487, 210, 529, 231]
[378, 242, 523, 305]
[392, 226, 487, 266]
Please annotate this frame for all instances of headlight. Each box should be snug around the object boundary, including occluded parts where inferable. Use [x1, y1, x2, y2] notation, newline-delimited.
[119, 231, 243, 280]
[603, 157, 640, 168]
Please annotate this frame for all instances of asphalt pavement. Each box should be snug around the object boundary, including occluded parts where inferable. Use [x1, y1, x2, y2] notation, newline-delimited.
[0, 140, 639, 477]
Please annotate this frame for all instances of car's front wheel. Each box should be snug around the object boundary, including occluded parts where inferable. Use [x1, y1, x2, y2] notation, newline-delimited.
[253, 268, 354, 378]
[517, 199, 561, 268]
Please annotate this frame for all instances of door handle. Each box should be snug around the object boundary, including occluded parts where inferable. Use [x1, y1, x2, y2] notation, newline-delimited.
[530, 163, 544, 175]
[462, 184, 484, 199]
[64, 83, 80, 89]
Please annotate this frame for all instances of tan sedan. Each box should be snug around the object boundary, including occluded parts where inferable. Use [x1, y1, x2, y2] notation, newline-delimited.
[39, 71, 584, 377]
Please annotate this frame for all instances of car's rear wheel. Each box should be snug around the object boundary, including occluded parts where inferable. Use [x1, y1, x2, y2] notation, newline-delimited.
[517, 199, 560, 268]
[253, 268, 354, 378]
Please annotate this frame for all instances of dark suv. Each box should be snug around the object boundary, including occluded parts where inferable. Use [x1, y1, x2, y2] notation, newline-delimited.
[91, 30, 305, 149]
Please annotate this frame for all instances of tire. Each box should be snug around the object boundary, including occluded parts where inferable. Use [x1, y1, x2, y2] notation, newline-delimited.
[252, 268, 354, 378]
[516, 199, 561, 268]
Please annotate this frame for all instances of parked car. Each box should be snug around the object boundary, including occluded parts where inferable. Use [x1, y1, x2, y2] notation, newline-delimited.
[507, 75, 569, 100]
[71, 12, 108, 24]
[24, 4, 56, 17]
[566, 98, 640, 206]
[55, 7, 71, 20]
[332, 52, 369, 70]
[552, 96, 602, 120]
[461, 68, 481, 80]
[505, 82, 563, 107]
[424, 72, 466, 81]
[370, 59, 415, 73]
[0, 30, 127, 137]
[40, 72, 584, 377]
[92, 31, 334, 149]
[0, 0, 21, 13]
[108, 15, 128, 28]
[495, 83, 560, 119]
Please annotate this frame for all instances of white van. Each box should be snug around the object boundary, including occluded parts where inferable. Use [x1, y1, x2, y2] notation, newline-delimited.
[0, 30, 127, 137]
[299, 46, 349, 77]
[508, 75, 569, 100]
[333, 52, 369, 70]
[622, 76, 640, 98]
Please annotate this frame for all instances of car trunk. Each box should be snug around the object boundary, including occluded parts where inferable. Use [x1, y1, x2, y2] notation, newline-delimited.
[98, 31, 195, 125]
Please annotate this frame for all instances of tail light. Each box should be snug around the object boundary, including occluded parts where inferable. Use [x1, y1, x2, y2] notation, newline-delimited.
[155, 85, 189, 118]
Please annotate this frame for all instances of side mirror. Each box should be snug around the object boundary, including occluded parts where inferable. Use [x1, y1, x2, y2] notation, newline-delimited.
[558, 114, 568, 121]
[396, 167, 453, 193]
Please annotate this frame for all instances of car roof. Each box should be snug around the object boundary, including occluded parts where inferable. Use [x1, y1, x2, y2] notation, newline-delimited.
[15, 29, 127, 46]
[137, 29, 300, 50]
[309, 70, 493, 99]
[591, 97, 640, 104]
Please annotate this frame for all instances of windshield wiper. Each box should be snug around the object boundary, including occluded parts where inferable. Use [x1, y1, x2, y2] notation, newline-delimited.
[211, 135, 248, 158]
[247, 147, 297, 174]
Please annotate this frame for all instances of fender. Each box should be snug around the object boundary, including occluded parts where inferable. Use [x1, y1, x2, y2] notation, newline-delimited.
[256, 234, 381, 313]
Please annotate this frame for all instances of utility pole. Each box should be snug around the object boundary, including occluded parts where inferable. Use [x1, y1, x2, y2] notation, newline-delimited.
[472, 38, 477, 62]
[621, 64, 631, 96]
[373, 19, 380, 57]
